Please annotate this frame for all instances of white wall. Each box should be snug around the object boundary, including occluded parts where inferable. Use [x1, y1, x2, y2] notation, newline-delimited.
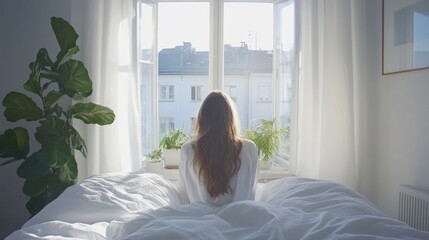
[0, 0, 71, 238]
[362, 0, 429, 219]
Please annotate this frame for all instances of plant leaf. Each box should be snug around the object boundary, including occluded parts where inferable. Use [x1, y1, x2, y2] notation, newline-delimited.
[68, 126, 87, 158]
[51, 17, 79, 62]
[40, 70, 60, 82]
[24, 61, 42, 94]
[23, 177, 47, 197]
[37, 141, 71, 167]
[44, 90, 64, 108]
[36, 48, 53, 67]
[35, 117, 67, 144]
[35, 117, 72, 167]
[69, 102, 115, 125]
[58, 60, 92, 98]
[29, 61, 41, 72]
[159, 129, 188, 149]
[245, 119, 285, 161]
[46, 174, 74, 203]
[24, 74, 41, 94]
[62, 46, 79, 60]
[3, 92, 44, 122]
[55, 155, 78, 182]
[0, 127, 29, 159]
[26, 193, 46, 216]
[17, 154, 49, 179]
[52, 104, 64, 118]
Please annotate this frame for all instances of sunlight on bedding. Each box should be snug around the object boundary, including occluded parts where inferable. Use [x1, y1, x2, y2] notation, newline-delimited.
[6, 173, 429, 240]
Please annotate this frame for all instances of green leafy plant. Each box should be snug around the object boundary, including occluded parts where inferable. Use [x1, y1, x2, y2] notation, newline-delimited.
[0, 17, 115, 216]
[159, 128, 189, 149]
[145, 148, 163, 163]
[245, 119, 288, 162]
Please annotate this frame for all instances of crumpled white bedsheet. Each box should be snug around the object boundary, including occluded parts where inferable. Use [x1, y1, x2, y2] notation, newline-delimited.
[6, 173, 429, 240]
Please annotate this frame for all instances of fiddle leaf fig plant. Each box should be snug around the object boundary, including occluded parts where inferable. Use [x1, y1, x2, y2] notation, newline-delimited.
[0, 17, 115, 216]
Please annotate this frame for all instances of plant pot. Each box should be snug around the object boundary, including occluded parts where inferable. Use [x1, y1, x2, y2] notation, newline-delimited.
[163, 148, 181, 169]
[259, 160, 271, 170]
[146, 161, 164, 172]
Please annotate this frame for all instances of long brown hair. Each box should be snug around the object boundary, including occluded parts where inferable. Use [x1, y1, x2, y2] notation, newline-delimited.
[192, 91, 243, 198]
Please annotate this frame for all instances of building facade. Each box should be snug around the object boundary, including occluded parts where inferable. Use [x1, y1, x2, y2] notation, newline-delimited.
[157, 42, 276, 136]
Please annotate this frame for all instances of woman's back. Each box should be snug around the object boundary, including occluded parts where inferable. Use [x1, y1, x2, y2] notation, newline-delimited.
[176, 91, 259, 205]
[177, 139, 258, 206]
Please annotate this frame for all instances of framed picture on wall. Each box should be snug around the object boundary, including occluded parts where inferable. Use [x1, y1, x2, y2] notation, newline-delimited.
[382, 0, 429, 75]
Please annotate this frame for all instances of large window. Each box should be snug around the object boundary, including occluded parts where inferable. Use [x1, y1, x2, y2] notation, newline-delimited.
[137, 0, 296, 168]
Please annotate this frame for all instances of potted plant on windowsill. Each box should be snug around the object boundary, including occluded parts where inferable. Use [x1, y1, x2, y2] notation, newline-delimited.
[0, 17, 115, 216]
[144, 148, 164, 172]
[159, 128, 189, 169]
[245, 119, 288, 170]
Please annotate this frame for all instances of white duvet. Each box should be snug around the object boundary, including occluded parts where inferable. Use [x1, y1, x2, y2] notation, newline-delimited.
[6, 172, 429, 240]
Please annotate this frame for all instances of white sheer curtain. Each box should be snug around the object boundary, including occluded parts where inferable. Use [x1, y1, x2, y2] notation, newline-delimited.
[71, 0, 142, 181]
[295, 0, 368, 190]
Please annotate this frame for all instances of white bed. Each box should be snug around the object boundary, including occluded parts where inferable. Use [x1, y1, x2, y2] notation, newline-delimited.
[6, 172, 429, 240]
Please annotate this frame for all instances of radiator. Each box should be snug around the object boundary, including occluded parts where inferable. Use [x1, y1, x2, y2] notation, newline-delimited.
[398, 185, 429, 232]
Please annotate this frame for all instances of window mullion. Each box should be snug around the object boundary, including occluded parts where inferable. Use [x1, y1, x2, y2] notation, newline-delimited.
[152, 1, 159, 147]
[210, 0, 224, 90]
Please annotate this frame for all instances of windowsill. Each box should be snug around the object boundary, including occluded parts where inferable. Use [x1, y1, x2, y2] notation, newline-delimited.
[258, 169, 294, 182]
[142, 167, 294, 183]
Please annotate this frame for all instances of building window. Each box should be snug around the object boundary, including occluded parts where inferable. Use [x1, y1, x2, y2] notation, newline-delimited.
[224, 85, 237, 102]
[190, 117, 197, 133]
[191, 86, 203, 101]
[137, 0, 296, 166]
[159, 85, 174, 101]
[159, 117, 174, 136]
[257, 84, 272, 102]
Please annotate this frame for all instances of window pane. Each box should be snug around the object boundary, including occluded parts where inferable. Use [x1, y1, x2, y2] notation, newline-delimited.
[140, 63, 154, 154]
[159, 117, 175, 136]
[169, 86, 174, 99]
[160, 86, 167, 99]
[275, 1, 295, 158]
[139, 2, 154, 63]
[158, 2, 209, 138]
[223, 2, 274, 129]
[191, 86, 196, 100]
[138, 1, 155, 155]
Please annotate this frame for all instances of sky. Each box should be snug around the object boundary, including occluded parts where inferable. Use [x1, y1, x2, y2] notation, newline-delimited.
[157, 2, 273, 51]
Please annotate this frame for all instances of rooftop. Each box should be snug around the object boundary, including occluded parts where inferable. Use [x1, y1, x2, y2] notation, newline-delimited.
[157, 42, 273, 75]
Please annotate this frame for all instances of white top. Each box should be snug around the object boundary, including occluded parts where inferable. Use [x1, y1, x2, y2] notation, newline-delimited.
[176, 139, 259, 206]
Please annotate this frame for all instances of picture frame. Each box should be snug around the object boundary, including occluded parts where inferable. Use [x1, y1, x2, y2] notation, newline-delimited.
[382, 0, 429, 75]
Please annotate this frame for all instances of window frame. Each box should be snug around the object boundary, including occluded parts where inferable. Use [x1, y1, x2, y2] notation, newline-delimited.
[137, 0, 298, 166]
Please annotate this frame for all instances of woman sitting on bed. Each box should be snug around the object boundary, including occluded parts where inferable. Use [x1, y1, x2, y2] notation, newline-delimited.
[177, 90, 259, 206]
